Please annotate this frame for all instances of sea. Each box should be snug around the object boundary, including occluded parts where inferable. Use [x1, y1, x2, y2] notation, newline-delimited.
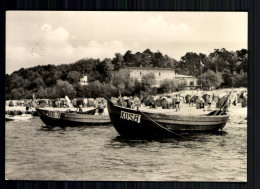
[5, 117, 247, 181]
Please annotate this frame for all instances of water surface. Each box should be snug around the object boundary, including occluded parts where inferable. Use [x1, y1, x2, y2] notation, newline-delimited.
[5, 117, 247, 181]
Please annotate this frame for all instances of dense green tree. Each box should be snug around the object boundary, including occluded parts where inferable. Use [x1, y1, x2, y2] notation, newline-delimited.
[5, 48, 248, 100]
[151, 51, 164, 67]
[164, 55, 177, 68]
[8, 73, 25, 89]
[221, 70, 233, 88]
[71, 58, 99, 74]
[143, 49, 153, 55]
[141, 73, 156, 93]
[132, 78, 142, 95]
[231, 72, 247, 88]
[235, 49, 248, 73]
[158, 79, 176, 93]
[123, 50, 136, 66]
[96, 58, 114, 82]
[209, 48, 236, 74]
[112, 53, 124, 70]
[52, 80, 76, 99]
[140, 53, 151, 67]
[178, 52, 201, 76]
[176, 81, 187, 91]
[11, 88, 26, 99]
[74, 83, 84, 97]
[134, 52, 143, 67]
[67, 71, 81, 84]
[36, 87, 48, 99]
[197, 70, 223, 90]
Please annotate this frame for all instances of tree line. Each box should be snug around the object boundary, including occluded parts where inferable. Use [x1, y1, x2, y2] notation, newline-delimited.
[5, 48, 248, 100]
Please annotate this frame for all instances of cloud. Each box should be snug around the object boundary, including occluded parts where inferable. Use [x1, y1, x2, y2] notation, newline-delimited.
[6, 12, 247, 74]
[135, 16, 190, 42]
[6, 46, 40, 73]
[6, 24, 130, 73]
[76, 40, 129, 60]
[6, 24, 76, 73]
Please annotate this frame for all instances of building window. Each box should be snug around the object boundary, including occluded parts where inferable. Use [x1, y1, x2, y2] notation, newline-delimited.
[159, 72, 161, 76]
[190, 81, 194, 86]
[140, 72, 142, 75]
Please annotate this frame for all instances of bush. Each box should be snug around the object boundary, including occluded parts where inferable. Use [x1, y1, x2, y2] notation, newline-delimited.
[231, 73, 247, 88]
[176, 81, 187, 91]
[158, 79, 176, 94]
[197, 70, 223, 90]
[82, 81, 118, 98]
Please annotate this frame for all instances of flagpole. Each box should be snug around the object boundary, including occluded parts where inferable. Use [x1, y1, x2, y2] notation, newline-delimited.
[200, 61, 202, 90]
[201, 64, 202, 89]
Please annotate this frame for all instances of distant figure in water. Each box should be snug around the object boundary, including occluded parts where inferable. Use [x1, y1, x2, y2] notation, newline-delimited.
[175, 94, 181, 112]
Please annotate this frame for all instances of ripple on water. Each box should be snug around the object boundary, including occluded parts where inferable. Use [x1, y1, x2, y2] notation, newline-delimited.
[5, 118, 247, 181]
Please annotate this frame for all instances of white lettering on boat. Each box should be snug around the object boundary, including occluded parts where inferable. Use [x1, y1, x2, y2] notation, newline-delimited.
[48, 111, 61, 119]
[120, 111, 141, 123]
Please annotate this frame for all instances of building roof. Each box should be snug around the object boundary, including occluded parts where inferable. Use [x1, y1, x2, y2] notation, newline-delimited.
[175, 74, 196, 78]
[121, 67, 174, 71]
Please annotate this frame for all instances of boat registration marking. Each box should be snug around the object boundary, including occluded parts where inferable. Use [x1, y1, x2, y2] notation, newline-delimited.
[48, 111, 61, 119]
[120, 111, 141, 123]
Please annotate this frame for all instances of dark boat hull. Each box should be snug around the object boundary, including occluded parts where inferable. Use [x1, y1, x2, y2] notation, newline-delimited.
[36, 108, 111, 126]
[104, 96, 229, 138]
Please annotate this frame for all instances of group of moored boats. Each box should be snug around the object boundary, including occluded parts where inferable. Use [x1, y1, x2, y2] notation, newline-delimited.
[6, 93, 232, 139]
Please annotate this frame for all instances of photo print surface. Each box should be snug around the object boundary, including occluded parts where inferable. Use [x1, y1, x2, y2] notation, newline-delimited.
[5, 11, 247, 181]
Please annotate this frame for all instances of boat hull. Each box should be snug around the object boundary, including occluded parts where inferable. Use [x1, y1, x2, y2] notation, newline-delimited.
[105, 97, 229, 138]
[5, 114, 33, 121]
[143, 112, 228, 132]
[36, 108, 111, 126]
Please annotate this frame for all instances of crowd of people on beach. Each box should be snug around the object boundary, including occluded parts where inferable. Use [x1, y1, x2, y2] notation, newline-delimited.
[108, 90, 247, 113]
[6, 89, 247, 116]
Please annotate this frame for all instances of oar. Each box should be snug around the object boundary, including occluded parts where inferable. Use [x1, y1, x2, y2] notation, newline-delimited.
[213, 90, 233, 116]
[139, 111, 183, 138]
[213, 100, 226, 116]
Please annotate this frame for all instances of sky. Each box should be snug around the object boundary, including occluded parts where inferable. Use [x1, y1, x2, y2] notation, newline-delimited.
[6, 11, 247, 74]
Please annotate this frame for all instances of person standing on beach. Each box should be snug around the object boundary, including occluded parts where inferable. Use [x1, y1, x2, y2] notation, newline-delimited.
[97, 101, 105, 115]
[207, 95, 213, 111]
[78, 104, 83, 113]
[175, 94, 181, 112]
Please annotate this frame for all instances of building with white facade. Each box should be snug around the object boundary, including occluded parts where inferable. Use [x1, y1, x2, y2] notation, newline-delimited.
[112, 67, 176, 87]
[111, 67, 198, 88]
[175, 74, 198, 89]
[79, 75, 88, 86]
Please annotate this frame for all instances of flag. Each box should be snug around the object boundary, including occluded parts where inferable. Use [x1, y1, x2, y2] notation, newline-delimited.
[200, 61, 204, 67]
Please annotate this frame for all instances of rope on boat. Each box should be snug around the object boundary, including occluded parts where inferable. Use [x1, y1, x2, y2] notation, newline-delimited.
[139, 111, 183, 138]
[102, 94, 182, 138]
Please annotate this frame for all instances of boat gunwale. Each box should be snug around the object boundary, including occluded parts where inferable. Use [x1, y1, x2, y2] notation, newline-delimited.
[36, 108, 111, 125]
[111, 103, 229, 119]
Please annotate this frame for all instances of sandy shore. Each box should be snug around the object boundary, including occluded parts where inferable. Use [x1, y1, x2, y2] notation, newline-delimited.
[5, 88, 247, 125]
[5, 106, 95, 112]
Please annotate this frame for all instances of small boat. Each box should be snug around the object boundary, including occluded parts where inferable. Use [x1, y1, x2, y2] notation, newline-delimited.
[103, 95, 229, 138]
[5, 114, 33, 121]
[36, 108, 111, 126]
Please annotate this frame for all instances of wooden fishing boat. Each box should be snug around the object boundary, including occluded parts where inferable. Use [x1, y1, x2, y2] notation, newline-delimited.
[5, 114, 33, 121]
[103, 96, 229, 138]
[36, 108, 111, 126]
